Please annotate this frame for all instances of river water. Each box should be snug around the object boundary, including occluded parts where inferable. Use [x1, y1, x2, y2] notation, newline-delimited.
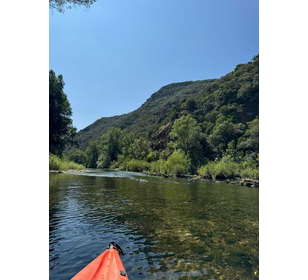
[50, 170, 259, 280]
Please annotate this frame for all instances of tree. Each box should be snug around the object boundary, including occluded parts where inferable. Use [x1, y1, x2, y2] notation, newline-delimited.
[85, 141, 99, 168]
[237, 117, 259, 154]
[121, 132, 135, 159]
[132, 136, 151, 160]
[97, 128, 123, 168]
[208, 119, 245, 156]
[49, 0, 97, 13]
[169, 115, 202, 155]
[68, 149, 86, 165]
[49, 70, 77, 155]
[166, 150, 190, 176]
[186, 98, 197, 113]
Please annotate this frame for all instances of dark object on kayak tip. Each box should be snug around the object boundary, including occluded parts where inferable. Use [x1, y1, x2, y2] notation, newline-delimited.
[109, 241, 125, 255]
[71, 241, 129, 280]
[120, 270, 127, 276]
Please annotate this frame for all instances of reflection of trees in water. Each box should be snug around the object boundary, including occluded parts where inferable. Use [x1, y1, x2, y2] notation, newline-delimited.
[50, 174, 259, 279]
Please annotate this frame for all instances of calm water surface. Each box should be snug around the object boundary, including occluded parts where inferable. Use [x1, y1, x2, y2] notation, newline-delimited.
[50, 170, 259, 280]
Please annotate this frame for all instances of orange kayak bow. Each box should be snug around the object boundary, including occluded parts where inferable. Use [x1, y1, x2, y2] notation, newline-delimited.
[71, 242, 129, 280]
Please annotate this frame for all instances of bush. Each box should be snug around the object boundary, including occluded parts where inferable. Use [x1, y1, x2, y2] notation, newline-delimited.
[150, 159, 168, 175]
[125, 159, 150, 172]
[198, 157, 259, 180]
[240, 167, 259, 180]
[110, 160, 120, 169]
[49, 153, 61, 170]
[49, 153, 85, 171]
[197, 162, 217, 179]
[166, 150, 190, 176]
[216, 160, 240, 179]
[68, 149, 86, 165]
[197, 158, 240, 179]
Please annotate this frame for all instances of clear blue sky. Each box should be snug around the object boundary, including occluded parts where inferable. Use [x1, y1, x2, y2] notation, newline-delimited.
[50, 0, 259, 130]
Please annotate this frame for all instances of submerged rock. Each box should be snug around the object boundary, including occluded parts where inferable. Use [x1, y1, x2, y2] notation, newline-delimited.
[136, 178, 148, 183]
[49, 170, 63, 174]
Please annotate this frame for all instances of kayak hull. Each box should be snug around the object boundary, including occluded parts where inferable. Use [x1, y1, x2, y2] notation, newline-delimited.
[71, 248, 129, 280]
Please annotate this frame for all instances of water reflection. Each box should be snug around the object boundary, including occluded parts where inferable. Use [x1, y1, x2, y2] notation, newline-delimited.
[50, 171, 259, 280]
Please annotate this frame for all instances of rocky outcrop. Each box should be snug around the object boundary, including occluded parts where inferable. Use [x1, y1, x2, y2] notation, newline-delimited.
[152, 122, 173, 151]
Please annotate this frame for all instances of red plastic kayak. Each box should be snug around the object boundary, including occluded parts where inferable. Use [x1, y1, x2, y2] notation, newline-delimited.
[71, 242, 129, 280]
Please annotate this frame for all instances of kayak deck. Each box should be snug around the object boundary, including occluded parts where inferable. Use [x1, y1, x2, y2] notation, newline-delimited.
[71, 243, 129, 280]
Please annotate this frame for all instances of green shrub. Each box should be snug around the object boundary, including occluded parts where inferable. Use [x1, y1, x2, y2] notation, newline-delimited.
[110, 160, 120, 169]
[49, 153, 85, 171]
[216, 160, 240, 179]
[49, 153, 61, 170]
[118, 161, 127, 171]
[197, 162, 217, 179]
[150, 159, 168, 175]
[198, 158, 240, 179]
[166, 150, 190, 176]
[240, 167, 259, 180]
[68, 149, 86, 165]
[125, 159, 150, 172]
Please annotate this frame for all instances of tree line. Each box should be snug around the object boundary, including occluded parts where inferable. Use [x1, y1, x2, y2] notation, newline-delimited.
[68, 113, 258, 180]
[50, 55, 259, 179]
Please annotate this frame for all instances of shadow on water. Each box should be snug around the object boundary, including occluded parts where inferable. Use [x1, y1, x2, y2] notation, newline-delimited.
[49, 171, 259, 280]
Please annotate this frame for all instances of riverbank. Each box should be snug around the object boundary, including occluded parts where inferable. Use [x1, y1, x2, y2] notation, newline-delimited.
[142, 171, 259, 187]
[49, 153, 85, 171]
[50, 169, 95, 174]
[52, 168, 259, 188]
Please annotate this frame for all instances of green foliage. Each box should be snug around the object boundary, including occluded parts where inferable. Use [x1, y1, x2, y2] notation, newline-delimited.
[198, 159, 240, 180]
[70, 56, 259, 180]
[49, 0, 97, 13]
[150, 159, 169, 175]
[185, 98, 197, 112]
[147, 151, 158, 162]
[96, 150, 111, 169]
[121, 132, 135, 158]
[240, 167, 259, 180]
[198, 156, 259, 180]
[96, 129, 151, 169]
[168, 103, 181, 121]
[49, 70, 77, 156]
[72, 56, 258, 156]
[169, 115, 211, 172]
[118, 150, 189, 176]
[169, 115, 202, 155]
[159, 147, 173, 160]
[197, 162, 217, 179]
[208, 119, 245, 156]
[49, 153, 84, 171]
[123, 159, 151, 172]
[165, 150, 190, 175]
[131, 136, 151, 160]
[85, 141, 99, 168]
[97, 127, 123, 168]
[72, 80, 213, 151]
[237, 117, 259, 154]
[68, 149, 86, 165]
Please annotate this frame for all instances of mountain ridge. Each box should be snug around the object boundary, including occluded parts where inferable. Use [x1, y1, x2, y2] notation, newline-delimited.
[74, 79, 215, 150]
[72, 55, 258, 152]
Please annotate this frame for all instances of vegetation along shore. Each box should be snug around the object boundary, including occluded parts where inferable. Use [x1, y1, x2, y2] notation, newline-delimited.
[50, 56, 259, 184]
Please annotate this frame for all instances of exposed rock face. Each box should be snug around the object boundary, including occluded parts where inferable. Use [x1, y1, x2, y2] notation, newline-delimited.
[152, 122, 173, 151]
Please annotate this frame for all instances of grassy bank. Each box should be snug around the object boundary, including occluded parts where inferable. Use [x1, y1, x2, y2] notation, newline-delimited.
[114, 153, 258, 181]
[197, 160, 259, 180]
[49, 153, 85, 171]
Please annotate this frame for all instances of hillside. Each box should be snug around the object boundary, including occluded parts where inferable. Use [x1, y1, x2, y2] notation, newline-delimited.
[70, 55, 259, 174]
[74, 79, 215, 150]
